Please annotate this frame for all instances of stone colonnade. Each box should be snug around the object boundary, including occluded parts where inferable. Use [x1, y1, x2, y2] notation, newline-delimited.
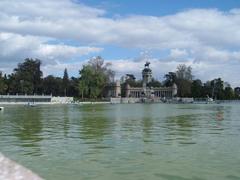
[154, 89, 173, 98]
[126, 88, 174, 98]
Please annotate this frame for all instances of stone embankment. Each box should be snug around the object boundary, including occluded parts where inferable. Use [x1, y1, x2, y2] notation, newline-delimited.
[0, 153, 43, 180]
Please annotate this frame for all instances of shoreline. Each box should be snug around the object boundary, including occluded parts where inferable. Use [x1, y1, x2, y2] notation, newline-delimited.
[0, 153, 43, 180]
[0, 100, 240, 106]
[0, 102, 111, 105]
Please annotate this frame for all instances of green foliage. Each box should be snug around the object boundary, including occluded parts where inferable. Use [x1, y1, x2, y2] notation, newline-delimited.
[176, 64, 193, 81]
[224, 86, 235, 100]
[11, 58, 43, 94]
[120, 74, 143, 97]
[164, 64, 193, 97]
[195, 78, 236, 100]
[2, 58, 80, 97]
[163, 65, 239, 99]
[78, 56, 115, 98]
[212, 78, 224, 99]
[164, 72, 177, 86]
[0, 72, 7, 94]
[176, 64, 193, 97]
[68, 77, 79, 97]
[234, 87, 240, 99]
[191, 79, 203, 98]
[43, 75, 63, 96]
[177, 79, 192, 97]
[202, 78, 225, 100]
[62, 68, 69, 96]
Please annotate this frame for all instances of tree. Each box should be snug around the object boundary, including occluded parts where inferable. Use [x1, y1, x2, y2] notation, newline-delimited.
[78, 78, 87, 99]
[176, 64, 193, 81]
[234, 87, 240, 99]
[202, 78, 225, 100]
[191, 79, 203, 98]
[79, 64, 95, 98]
[88, 56, 115, 83]
[13, 58, 43, 94]
[175, 64, 193, 97]
[164, 72, 177, 86]
[62, 68, 69, 96]
[126, 74, 136, 81]
[6, 73, 18, 94]
[212, 78, 224, 100]
[124, 74, 142, 87]
[79, 56, 115, 98]
[68, 77, 79, 97]
[0, 72, 7, 94]
[202, 81, 212, 98]
[43, 75, 63, 96]
[224, 86, 234, 100]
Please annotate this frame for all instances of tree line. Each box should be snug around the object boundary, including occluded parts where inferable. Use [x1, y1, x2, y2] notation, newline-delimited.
[0, 57, 114, 98]
[0, 57, 239, 100]
[0, 58, 77, 97]
[163, 64, 240, 100]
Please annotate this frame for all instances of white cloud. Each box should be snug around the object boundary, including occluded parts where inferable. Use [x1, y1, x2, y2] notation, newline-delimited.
[0, 0, 240, 86]
[1, 0, 240, 50]
[42, 61, 84, 77]
[170, 49, 188, 60]
[35, 44, 102, 62]
[0, 32, 102, 66]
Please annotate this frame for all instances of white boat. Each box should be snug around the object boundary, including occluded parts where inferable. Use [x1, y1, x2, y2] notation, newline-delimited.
[206, 98, 214, 104]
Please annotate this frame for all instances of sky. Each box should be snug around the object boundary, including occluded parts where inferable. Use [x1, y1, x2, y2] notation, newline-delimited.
[0, 0, 240, 87]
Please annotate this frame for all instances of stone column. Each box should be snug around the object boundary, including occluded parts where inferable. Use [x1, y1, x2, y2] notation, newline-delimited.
[126, 84, 130, 97]
[115, 80, 121, 97]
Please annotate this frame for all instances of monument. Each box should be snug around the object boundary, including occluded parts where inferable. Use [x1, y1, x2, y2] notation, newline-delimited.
[142, 61, 153, 98]
[107, 62, 177, 102]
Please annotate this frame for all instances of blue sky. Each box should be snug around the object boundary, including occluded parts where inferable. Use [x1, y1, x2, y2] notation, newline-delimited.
[76, 0, 240, 60]
[0, 0, 240, 86]
[79, 0, 240, 16]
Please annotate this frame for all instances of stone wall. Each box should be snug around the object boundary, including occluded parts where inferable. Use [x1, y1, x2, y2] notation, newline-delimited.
[110, 97, 141, 104]
[51, 97, 74, 104]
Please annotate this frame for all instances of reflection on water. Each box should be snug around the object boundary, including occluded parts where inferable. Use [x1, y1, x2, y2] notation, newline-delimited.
[0, 104, 240, 180]
[4, 107, 43, 156]
[142, 117, 153, 141]
[79, 105, 113, 141]
[15, 109, 43, 142]
[62, 106, 70, 138]
[164, 114, 197, 145]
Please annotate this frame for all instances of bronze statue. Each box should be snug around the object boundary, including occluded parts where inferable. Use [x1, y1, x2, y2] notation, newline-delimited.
[145, 61, 150, 68]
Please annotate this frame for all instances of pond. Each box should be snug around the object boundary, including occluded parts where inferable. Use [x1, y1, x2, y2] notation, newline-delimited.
[0, 103, 240, 180]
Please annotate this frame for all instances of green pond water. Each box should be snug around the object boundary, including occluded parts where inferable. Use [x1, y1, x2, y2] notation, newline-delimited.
[0, 104, 240, 180]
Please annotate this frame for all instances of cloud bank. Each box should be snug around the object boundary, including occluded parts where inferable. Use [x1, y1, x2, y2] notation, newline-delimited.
[0, 0, 239, 86]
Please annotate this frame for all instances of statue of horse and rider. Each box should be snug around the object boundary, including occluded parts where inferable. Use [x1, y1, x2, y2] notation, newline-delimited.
[145, 61, 150, 68]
